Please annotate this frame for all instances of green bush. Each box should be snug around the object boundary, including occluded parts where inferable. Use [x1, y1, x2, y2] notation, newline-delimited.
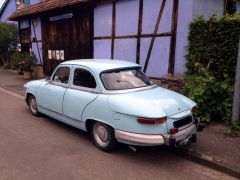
[10, 52, 25, 69]
[0, 23, 18, 65]
[187, 15, 240, 82]
[10, 52, 36, 72]
[22, 53, 36, 72]
[183, 15, 240, 123]
[182, 74, 233, 123]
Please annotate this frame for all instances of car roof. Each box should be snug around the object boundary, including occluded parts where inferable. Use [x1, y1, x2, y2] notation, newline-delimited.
[60, 59, 141, 74]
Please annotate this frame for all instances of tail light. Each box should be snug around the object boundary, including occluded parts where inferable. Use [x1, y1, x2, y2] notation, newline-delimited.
[138, 117, 166, 125]
[170, 128, 179, 134]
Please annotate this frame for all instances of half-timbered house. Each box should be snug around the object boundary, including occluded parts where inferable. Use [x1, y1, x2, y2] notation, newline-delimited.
[8, 0, 227, 78]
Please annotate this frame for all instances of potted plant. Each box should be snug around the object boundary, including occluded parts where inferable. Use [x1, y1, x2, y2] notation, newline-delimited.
[22, 53, 36, 79]
[10, 51, 25, 74]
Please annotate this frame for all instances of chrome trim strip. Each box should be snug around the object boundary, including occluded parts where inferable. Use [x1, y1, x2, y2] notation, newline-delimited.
[115, 130, 165, 145]
[68, 85, 100, 94]
[49, 81, 69, 88]
[38, 105, 84, 122]
[101, 85, 158, 95]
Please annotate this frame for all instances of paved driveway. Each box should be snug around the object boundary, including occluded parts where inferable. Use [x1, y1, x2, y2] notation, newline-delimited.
[0, 90, 236, 180]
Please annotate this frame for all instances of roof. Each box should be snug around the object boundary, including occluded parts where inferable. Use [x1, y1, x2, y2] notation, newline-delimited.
[8, 0, 90, 21]
[61, 59, 141, 74]
[0, 0, 9, 18]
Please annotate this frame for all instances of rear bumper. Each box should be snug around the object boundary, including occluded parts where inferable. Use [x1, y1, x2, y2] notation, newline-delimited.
[115, 123, 197, 146]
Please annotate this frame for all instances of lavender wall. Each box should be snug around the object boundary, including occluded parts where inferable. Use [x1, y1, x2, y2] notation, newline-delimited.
[175, 0, 224, 76]
[94, 0, 226, 77]
[115, 0, 139, 36]
[30, 17, 43, 65]
[94, 0, 173, 78]
[0, 0, 16, 24]
[94, 3, 112, 37]
[192, 0, 224, 18]
[174, 0, 193, 76]
[30, 0, 42, 5]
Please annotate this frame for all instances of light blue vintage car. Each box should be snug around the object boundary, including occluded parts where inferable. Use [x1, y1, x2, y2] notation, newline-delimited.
[24, 59, 202, 152]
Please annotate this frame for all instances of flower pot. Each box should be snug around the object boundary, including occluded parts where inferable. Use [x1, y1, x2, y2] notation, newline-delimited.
[23, 71, 32, 80]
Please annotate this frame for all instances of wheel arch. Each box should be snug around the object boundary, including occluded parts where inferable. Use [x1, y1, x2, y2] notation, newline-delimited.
[85, 119, 115, 134]
[26, 92, 35, 105]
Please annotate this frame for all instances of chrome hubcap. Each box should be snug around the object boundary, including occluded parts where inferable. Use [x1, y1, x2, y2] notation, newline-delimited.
[30, 97, 37, 113]
[93, 123, 110, 147]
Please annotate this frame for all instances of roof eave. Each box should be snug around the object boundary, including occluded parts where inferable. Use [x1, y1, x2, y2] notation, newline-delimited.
[8, 0, 94, 21]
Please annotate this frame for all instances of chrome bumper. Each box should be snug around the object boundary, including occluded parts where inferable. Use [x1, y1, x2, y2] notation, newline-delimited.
[115, 124, 197, 146]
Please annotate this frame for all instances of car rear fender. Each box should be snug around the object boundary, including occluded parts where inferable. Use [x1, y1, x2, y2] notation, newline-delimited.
[81, 94, 116, 130]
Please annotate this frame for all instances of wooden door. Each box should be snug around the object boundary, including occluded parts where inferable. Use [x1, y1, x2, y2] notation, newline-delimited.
[42, 9, 93, 76]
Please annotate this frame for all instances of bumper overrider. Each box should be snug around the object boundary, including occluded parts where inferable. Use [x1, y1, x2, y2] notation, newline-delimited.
[115, 123, 198, 146]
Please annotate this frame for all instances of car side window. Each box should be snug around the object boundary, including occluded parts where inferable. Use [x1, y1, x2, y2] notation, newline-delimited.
[73, 68, 96, 89]
[53, 67, 70, 84]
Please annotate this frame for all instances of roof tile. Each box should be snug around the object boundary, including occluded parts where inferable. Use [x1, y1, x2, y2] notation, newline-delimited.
[8, 0, 89, 20]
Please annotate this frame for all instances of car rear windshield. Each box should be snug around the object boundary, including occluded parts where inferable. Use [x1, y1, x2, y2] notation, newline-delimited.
[101, 68, 154, 90]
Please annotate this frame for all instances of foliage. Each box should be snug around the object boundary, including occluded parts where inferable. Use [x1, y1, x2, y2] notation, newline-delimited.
[229, 121, 240, 137]
[183, 15, 240, 124]
[186, 15, 240, 83]
[182, 74, 233, 123]
[10, 52, 36, 72]
[10, 52, 26, 69]
[0, 23, 18, 65]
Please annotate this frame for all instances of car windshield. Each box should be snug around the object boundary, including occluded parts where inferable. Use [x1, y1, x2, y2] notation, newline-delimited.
[101, 68, 154, 90]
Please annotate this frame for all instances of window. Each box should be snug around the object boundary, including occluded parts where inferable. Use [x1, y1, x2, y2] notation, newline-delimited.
[73, 68, 96, 89]
[101, 68, 154, 90]
[53, 67, 70, 84]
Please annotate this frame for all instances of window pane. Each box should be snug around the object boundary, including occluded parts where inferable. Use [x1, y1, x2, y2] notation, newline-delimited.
[73, 68, 96, 89]
[53, 67, 70, 84]
[101, 69, 153, 90]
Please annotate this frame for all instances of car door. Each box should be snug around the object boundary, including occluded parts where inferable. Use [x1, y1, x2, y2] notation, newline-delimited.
[37, 65, 71, 114]
[63, 66, 99, 121]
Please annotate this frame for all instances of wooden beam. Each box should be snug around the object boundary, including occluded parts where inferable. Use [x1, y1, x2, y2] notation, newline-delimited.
[31, 19, 43, 65]
[168, 0, 179, 75]
[94, 32, 172, 40]
[143, 0, 166, 73]
[136, 0, 143, 64]
[224, 0, 228, 15]
[111, 1, 116, 59]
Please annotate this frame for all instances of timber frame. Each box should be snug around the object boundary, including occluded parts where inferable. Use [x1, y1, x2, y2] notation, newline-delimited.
[94, 0, 179, 76]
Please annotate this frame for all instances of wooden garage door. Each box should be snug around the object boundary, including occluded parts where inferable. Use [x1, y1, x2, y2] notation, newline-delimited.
[42, 10, 93, 76]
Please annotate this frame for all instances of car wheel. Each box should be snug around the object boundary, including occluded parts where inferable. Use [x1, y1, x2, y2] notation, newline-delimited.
[28, 95, 39, 116]
[91, 121, 116, 152]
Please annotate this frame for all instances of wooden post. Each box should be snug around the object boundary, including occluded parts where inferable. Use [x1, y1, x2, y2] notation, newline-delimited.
[232, 37, 240, 123]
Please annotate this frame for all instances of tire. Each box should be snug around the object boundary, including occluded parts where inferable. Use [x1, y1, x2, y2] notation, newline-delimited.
[91, 121, 116, 152]
[28, 95, 39, 116]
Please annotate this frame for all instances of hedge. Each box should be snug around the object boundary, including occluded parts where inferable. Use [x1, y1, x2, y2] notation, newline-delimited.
[0, 23, 18, 65]
[187, 15, 240, 82]
[183, 15, 240, 123]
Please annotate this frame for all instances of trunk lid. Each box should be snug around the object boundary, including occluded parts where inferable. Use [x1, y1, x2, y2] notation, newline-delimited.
[108, 86, 196, 118]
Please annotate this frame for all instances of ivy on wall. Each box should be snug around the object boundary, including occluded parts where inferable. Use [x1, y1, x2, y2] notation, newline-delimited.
[182, 15, 240, 123]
